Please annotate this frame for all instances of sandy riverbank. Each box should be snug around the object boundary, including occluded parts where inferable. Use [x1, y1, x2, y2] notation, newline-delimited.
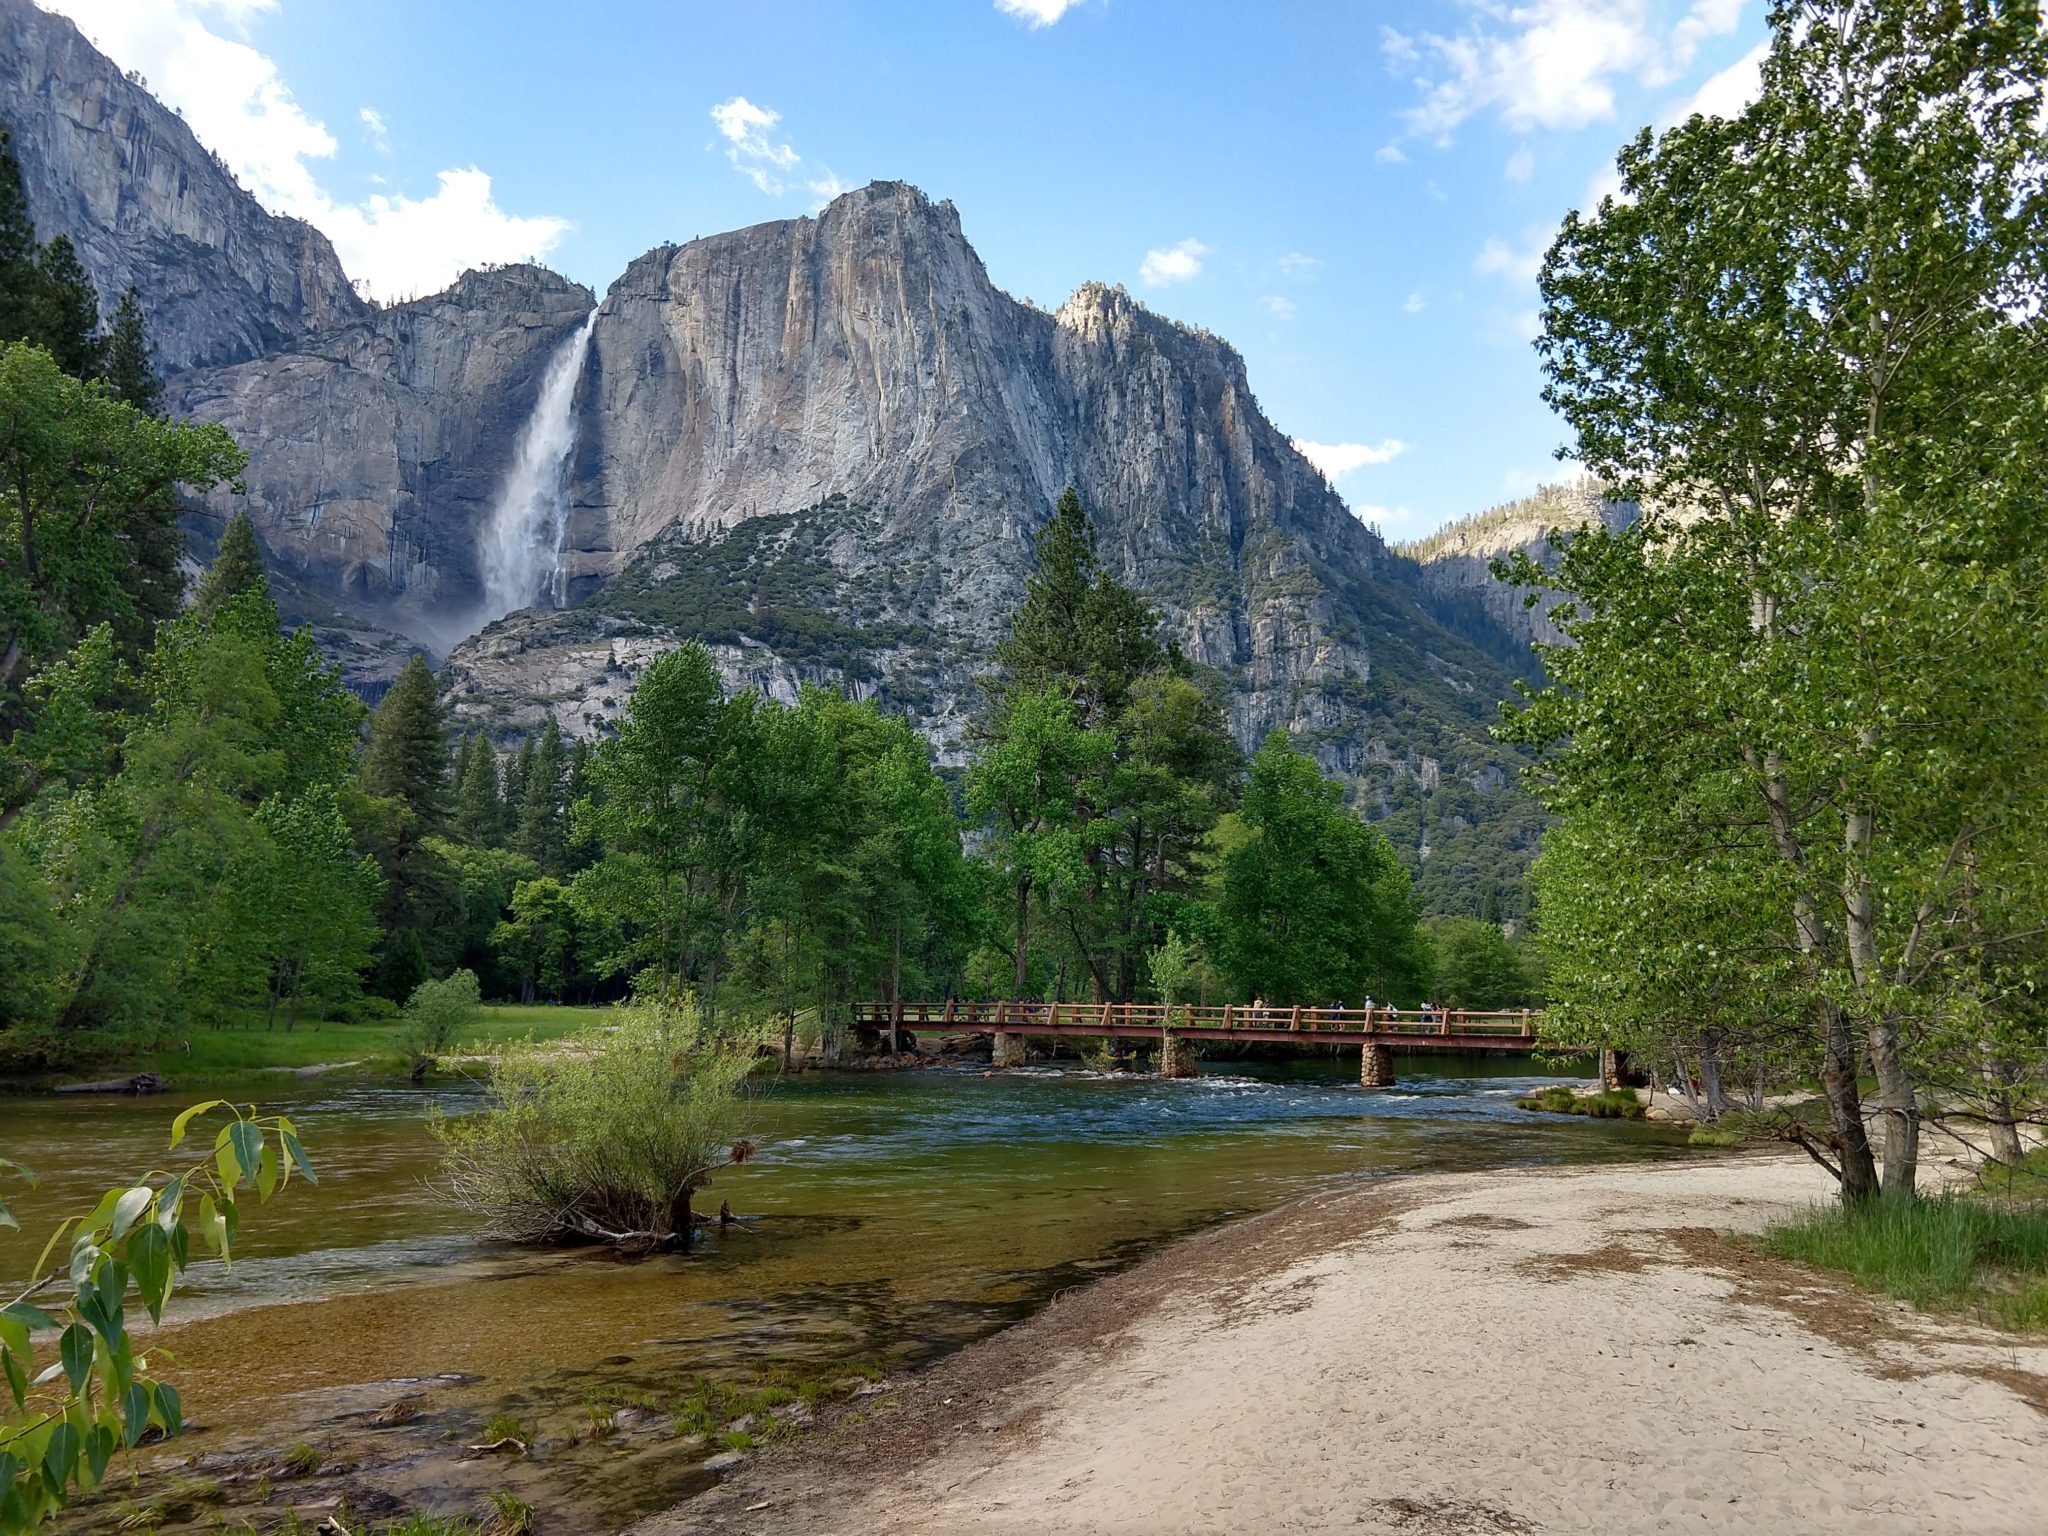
[641, 1153, 2048, 1536]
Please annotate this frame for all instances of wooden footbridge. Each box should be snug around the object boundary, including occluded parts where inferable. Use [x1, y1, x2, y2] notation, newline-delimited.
[850, 999, 1543, 1086]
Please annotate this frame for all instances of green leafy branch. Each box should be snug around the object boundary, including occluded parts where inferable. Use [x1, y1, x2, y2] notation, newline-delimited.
[0, 1102, 313, 1533]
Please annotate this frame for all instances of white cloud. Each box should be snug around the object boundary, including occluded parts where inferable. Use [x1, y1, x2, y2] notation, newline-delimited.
[1404, 288, 1428, 313]
[47, 1, 568, 300]
[1665, 36, 1766, 122]
[358, 106, 388, 152]
[1382, 0, 1747, 144]
[707, 96, 852, 210]
[1504, 145, 1536, 181]
[1351, 502, 1425, 536]
[1258, 294, 1297, 322]
[318, 169, 570, 302]
[806, 171, 850, 209]
[1139, 238, 1207, 287]
[1583, 39, 1766, 213]
[1276, 251, 1322, 279]
[710, 95, 801, 194]
[995, 0, 1083, 24]
[1474, 228, 1550, 284]
[1293, 438, 1409, 479]
[1374, 142, 1408, 164]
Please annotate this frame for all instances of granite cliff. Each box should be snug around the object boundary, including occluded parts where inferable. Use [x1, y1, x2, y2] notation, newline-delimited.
[3, 5, 1552, 908]
[167, 265, 594, 650]
[1397, 483, 1639, 651]
[0, 0, 364, 370]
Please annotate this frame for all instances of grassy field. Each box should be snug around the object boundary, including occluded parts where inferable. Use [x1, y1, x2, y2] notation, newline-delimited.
[53, 1004, 611, 1089]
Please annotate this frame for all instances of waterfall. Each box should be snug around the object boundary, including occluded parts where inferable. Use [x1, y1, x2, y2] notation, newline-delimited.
[477, 309, 598, 623]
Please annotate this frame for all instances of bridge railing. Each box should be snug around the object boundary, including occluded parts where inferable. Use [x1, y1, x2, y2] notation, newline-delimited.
[849, 1000, 1539, 1039]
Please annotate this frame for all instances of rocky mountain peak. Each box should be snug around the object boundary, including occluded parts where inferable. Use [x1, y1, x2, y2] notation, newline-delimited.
[0, 0, 366, 369]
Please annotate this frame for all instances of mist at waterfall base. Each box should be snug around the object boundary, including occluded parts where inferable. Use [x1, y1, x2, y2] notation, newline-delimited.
[475, 309, 598, 628]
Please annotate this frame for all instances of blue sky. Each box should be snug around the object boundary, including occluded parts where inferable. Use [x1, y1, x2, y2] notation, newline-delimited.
[46, 1, 1769, 541]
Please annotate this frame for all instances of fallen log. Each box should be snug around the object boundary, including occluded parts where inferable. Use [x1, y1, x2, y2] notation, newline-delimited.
[54, 1071, 170, 1095]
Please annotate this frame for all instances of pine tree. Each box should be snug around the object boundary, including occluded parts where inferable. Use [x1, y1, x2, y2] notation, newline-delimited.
[360, 655, 451, 831]
[99, 287, 160, 414]
[516, 717, 566, 871]
[990, 487, 1161, 728]
[564, 736, 594, 868]
[454, 733, 504, 844]
[993, 487, 1100, 698]
[32, 235, 103, 380]
[0, 129, 39, 346]
[502, 734, 534, 838]
[371, 928, 429, 1005]
[193, 512, 268, 619]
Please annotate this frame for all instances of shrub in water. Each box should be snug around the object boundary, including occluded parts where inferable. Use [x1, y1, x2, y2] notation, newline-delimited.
[433, 1001, 759, 1248]
[402, 968, 481, 1081]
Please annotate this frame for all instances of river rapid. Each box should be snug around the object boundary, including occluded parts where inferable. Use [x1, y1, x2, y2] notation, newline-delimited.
[1, 1055, 1684, 1530]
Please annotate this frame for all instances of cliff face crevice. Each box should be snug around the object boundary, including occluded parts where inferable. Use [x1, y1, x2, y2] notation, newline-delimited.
[0, 0, 365, 370]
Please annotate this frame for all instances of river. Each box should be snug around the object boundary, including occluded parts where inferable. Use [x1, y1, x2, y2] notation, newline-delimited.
[1, 1055, 1684, 1530]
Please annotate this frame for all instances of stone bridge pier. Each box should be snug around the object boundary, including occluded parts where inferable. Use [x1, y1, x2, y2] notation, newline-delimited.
[1158, 1032, 1197, 1078]
[1360, 1042, 1395, 1089]
[991, 1030, 1027, 1069]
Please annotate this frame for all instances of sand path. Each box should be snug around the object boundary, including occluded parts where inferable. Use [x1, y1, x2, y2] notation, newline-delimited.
[652, 1155, 2048, 1536]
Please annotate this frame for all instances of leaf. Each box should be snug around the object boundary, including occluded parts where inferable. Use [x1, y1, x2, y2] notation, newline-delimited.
[228, 1121, 264, 1194]
[82, 1422, 113, 1488]
[151, 1381, 183, 1438]
[58, 1323, 92, 1394]
[169, 1099, 225, 1149]
[126, 1224, 171, 1325]
[2, 1344, 25, 1410]
[155, 1175, 184, 1237]
[1, 1303, 58, 1332]
[121, 1381, 152, 1448]
[40, 1421, 78, 1495]
[78, 1187, 122, 1238]
[281, 1128, 316, 1186]
[0, 1312, 24, 1364]
[30, 1217, 75, 1288]
[81, 1258, 127, 1344]
[107, 1185, 153, 1244]
[255, 1143, 279, 1204]
[197, 1193, 223, 1256]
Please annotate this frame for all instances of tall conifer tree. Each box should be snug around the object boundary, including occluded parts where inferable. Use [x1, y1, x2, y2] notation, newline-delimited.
[100, 289, 161, 414]
[455, 734, 503, 844]
[32, 236, 102, 380]
[193, 512, 267, 619]
[502, 734, 534, 837]
[0, 129, 39, 347]
[517, 717, 567, 872]
[361, 655, 450, 832]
